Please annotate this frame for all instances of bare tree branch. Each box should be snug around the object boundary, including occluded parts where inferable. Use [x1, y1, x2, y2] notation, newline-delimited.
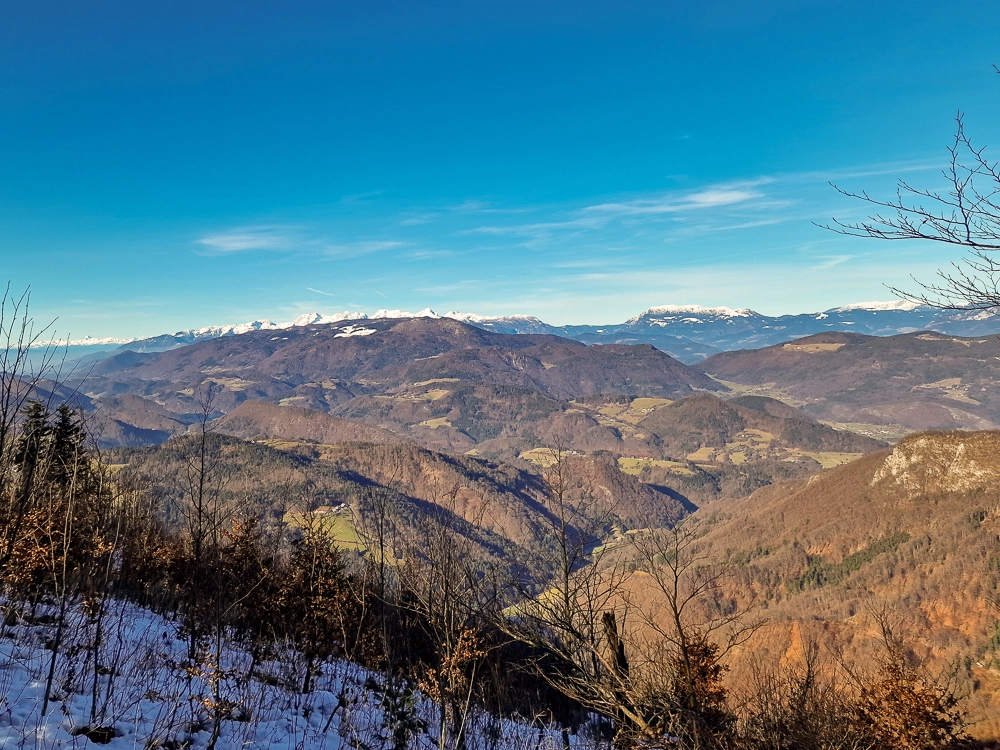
[819, 114, 1000, 310]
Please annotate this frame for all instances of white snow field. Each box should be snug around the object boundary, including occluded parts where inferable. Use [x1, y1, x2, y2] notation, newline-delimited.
[0, 600, 595, 750]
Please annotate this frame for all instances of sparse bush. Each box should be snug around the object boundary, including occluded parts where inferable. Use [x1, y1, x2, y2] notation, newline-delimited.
[734, 648, 876, 750]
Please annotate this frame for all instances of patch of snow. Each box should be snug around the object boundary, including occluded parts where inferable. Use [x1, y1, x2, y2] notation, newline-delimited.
[333, 325, 377, 338]
[181, 320, 282, 339]
[0, 599, 588, 750]
[942, 309, 1000, 321]
[180, 312, 369, 340]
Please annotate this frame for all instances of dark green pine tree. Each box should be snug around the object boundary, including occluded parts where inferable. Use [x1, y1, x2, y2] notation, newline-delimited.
[13, 401, 51, 503]
[48, 404, 86, 487]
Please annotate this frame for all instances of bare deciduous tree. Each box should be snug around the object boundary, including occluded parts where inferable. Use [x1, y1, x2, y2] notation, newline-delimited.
[823, 112, 1000, 310]
[397, 486, 499, 750]
[625, 523, 760, 745]
[0, 286, 61, 579]
[497, 447, 764, 748]
[499, 449, 636, 745]
[172, 384, 235, 660]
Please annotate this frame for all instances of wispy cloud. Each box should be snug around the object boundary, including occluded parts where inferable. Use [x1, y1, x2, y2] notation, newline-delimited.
[197, 225, 300, 253]
[400, 214, 434, 226]
[324, 240, 405, 257]
[586, 181, 771, 216]
[338, 190, 384, 204]
[710, 218, 787, 231]
[449, 200, 493, 213]
[812, 254, 856, 270]
[785, 158, 942, 184]
[446, 200, 536, 215]
[408, 249, 456, 260]
[467, 217, 603, 237]
[185, 161, 935, 329]
[196, 226, 406, 259]
[456, 180, 787, 249]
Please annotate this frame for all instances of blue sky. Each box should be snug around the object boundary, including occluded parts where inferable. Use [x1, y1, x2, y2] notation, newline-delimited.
[2, 1, 1000, 339]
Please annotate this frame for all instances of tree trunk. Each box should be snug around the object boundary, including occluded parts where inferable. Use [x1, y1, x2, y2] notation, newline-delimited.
[302, 654, 314, 694]
[41, 593, 69, 716]
[602, 611, 636, 748]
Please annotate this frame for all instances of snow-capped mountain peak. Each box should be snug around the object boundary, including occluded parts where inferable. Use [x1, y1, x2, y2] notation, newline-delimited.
[62, 300, 1000, 368]
[185, 320, 279, 338]
[625, 305, 757, 327]
[172, 312, 370, 342]
[286, 311, 367, 327]
[371, 308, 440, 319]
[57, 335, 138, 346]
[832, 300, 924, 312]
[121, 308, 533, 353]
[635, 304, 756, 319]
[443, 311, 545, 325]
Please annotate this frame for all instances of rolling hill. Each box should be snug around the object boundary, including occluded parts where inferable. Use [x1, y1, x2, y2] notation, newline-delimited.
[74, 317, 723, 452]
[216, 400, 407, 446]
[112, 430, 688, 563]
[673, 429, 1000, 738]
[207, 390, 886, 507]
[635, 394, 885, 456]
[79, 317, 720, 423]
[66, 315, 905, 519]
[703, 330, 1000, 434]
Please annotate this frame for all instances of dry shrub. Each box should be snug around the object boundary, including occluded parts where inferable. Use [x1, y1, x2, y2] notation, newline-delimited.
[850, 611, 967, 750]
[735, 645, 874, 750]
[733, 625, 968, 750]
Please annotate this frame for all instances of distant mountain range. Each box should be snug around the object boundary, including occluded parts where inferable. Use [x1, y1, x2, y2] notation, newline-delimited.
[67, 301, 1000, 365]
[83, 314, 886, 512]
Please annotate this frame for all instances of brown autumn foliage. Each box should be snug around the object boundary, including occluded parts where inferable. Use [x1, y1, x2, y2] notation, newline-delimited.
[662, 429, 1000, 741]
[850, 610, 968, 750]
[0, 391, 980, 748]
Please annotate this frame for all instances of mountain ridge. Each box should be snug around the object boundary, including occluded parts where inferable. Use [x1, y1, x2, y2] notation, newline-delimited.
[702, 329, 1000, 432]
[64, 301, 1000, 365]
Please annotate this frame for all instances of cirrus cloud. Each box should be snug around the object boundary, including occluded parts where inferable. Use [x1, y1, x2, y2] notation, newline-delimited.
[196, 226, 406, 258]
[197, 225, 300, 254]
[585, 180, 771, 216]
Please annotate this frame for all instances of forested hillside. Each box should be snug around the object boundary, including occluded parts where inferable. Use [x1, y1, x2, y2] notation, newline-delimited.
[1, 304, 993, 749]
[0, 383, 985, 748]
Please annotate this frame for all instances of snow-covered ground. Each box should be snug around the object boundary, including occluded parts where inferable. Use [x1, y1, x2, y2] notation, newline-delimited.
[0, 601, 593, 750]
